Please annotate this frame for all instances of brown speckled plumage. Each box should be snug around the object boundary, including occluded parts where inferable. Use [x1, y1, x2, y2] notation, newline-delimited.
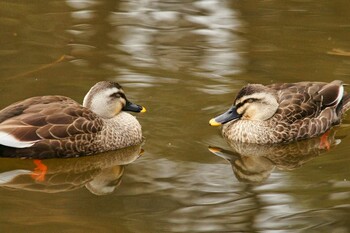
[0, 81, 144, 158]
[211, 80, 350, 144]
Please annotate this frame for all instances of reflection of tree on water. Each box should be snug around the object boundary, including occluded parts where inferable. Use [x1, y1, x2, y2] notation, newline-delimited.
[210, 130, 340, 183]
[66, 0, 245, 82]
[0, 144, 143, 195]
[67, 0, 121, 75]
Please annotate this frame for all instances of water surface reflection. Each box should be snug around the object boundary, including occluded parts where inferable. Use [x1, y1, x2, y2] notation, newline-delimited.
[1, 0, 350, 232]
[0, 145, 142, 195]
[209, 130, 341, 183]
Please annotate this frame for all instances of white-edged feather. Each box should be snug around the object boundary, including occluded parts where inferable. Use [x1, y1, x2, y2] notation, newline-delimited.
[336, 84, 345, 106]
[0, 170, 32, 184]
[0, 132, 37, 148]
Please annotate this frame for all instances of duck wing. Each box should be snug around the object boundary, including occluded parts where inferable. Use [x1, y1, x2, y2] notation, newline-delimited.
[0, 96, 103, 148]
[269, 81, 346, 122]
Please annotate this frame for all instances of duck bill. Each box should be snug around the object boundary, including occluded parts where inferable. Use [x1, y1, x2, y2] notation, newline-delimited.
[122, 100, 146, 113]
[209, 105, 241, 126]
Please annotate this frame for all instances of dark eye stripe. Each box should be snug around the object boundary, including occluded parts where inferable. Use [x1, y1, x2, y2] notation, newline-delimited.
[236, 102, 243, 109]
[110, 93, 120, 98]
[120, 92, 126, 99]
[110, 92, 126, 99]
[236, 98, 259, 108]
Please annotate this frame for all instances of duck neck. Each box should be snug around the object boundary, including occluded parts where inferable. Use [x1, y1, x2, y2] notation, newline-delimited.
[222, 120, 278, 144]
[102, 112, 143, 149]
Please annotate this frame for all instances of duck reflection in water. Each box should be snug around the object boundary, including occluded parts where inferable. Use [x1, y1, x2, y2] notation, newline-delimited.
[0, 145, 143, 195]
[209, 130, 342, 183]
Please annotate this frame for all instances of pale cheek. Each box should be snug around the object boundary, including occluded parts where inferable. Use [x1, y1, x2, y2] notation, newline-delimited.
[115, 102, 123, 114]
[236, 106, 245, 115]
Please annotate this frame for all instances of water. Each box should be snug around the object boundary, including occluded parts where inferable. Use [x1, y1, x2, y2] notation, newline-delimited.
[1, 0, 350, 232]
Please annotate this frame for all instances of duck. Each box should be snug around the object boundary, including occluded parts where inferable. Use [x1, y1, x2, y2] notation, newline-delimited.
[0, 81, 146, 158]
[209, 80, 350, 144]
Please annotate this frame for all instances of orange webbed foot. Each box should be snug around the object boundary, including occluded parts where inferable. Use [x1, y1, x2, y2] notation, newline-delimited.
[30, 159, 48, 182]
[319, 130, 331, 151]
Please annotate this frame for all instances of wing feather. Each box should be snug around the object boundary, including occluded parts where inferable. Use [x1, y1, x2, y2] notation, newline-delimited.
[269, 80, 346, 126]
[0, 96, 103, 148]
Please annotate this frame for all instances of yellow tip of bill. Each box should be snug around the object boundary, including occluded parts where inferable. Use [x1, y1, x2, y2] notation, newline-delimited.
[141, 107, 147, 113]
[208, 146, 222, 153]
[209, 118, 221, 126]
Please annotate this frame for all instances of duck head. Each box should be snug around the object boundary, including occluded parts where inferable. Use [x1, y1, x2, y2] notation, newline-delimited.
[83, 81, 146, 119]
[209, 84, 279, 126]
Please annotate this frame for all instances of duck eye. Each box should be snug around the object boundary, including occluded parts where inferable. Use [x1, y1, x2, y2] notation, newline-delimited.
[110, 92, 121, 98]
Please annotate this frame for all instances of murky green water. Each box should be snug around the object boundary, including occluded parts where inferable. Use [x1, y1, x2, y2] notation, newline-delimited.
[1, 0, 350, 232]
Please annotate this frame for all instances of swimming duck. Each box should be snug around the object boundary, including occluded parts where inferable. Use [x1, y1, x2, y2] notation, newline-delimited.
[209, 80, 350, 144]
[0, 81, 146, 158]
